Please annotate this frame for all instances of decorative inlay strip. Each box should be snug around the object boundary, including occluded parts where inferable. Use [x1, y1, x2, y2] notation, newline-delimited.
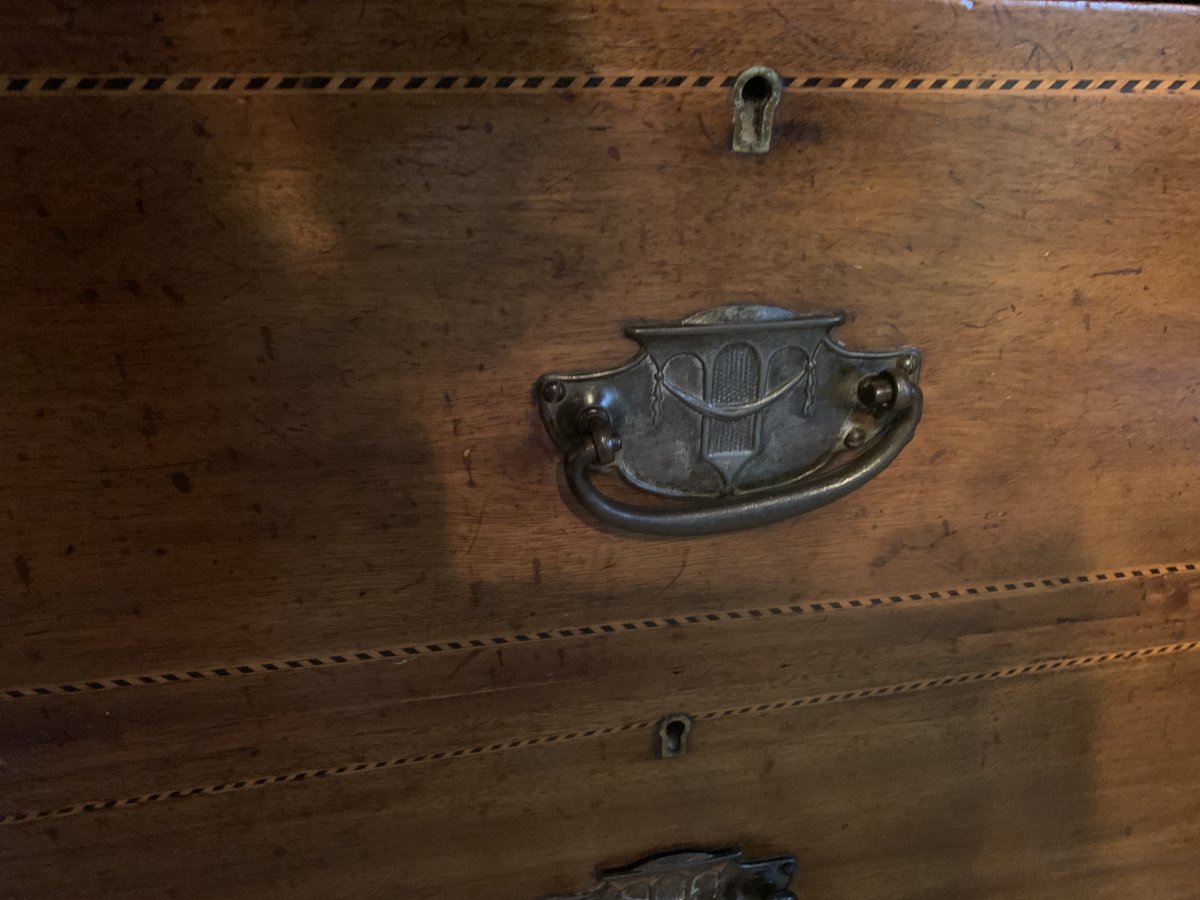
[3, 636, 1196, 826]
[3, 561, 1195, 703]
[3, 72, 1200, 96]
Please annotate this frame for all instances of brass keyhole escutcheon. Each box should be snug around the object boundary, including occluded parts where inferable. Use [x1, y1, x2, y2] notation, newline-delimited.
[732, 66, 784, 153]
[657, 713, 693, 758]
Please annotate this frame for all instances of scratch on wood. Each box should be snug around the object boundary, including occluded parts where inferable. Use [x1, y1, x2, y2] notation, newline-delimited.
[959, 306, 1013, 329]
[655, 549, 690, 597]
[1090, 267, 1143, 277]
[447, 647, 484, 680]
[464, 498, 490, 554]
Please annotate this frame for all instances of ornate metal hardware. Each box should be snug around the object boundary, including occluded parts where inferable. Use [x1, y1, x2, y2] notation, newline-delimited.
[535, 305, 923, 536]
[545, 849, 797, 900]
[731, 66, 783, 154]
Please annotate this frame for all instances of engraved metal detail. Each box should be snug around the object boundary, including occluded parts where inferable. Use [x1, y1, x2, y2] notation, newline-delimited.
[535, 305, 923, 535]
[545, 849, 797, 900]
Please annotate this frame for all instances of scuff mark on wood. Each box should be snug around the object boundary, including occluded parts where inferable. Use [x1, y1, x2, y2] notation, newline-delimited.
[14, 556, 31, 590]
[259, 325, 275, 361]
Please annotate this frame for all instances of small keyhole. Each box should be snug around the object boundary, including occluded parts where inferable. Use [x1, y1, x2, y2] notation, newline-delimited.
[741, 74, 772, 104]
[664, 719, 685, 753]
[657, 713, 693, 758]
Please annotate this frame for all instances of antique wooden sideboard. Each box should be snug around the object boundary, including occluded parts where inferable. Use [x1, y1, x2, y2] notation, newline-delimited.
[2, 2, 1199, 897]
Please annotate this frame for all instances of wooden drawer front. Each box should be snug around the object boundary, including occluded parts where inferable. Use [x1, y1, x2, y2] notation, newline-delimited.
[4, 89, 1200, 681]
[2, 2, 1199, 897]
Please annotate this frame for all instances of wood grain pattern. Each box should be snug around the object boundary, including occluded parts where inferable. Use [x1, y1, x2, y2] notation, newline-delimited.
[2, 3, 1199, 897]
[4, 88, 1199, 686]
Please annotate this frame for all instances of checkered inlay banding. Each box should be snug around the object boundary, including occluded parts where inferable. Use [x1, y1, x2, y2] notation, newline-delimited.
[3, 72, 1200, 95]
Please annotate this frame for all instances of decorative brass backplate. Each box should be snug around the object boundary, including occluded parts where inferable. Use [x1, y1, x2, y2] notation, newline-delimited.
[544, 849, 797, 900]
[535, 304, 923, 535]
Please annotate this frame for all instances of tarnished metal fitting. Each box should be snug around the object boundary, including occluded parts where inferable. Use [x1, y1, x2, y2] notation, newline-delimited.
[857, 373, 897, 411]
[579, 408, 622, 466]
[731, 66, 784, 154]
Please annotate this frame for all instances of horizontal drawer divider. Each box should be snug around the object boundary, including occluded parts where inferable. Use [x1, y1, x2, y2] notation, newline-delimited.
[3, 635, 1197, 828]
[3, 560, 1196, 704]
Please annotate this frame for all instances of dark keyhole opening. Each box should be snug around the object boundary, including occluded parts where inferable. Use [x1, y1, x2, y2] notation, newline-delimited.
[659, 714, 692, 758]
[741, 74, 772, 104]
[664, 718, 686, 754]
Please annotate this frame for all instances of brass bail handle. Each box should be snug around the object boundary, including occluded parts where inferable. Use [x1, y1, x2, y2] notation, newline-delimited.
[536, 305, 924, 537]
[564, 369, 921, 536]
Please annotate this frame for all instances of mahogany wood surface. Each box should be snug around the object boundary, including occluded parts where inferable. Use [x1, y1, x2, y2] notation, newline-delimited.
[1, 2, 1199, 897]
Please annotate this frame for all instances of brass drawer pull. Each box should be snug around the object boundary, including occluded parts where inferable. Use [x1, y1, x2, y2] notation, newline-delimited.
[536, 305, 923, 536]
[546, 849, 797, 900]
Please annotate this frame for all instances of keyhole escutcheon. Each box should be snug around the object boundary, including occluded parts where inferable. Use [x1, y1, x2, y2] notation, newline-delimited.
[731, 66, 784, 154]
